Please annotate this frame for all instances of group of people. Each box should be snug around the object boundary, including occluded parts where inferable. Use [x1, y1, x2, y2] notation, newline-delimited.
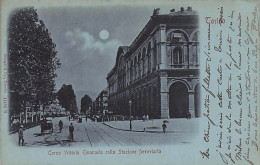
[59, 120, 74, 142]
[18, 120, 75, 146]
[18, 113, 173, 145]
[51, 120, 75, 142]
[142, 115, 149, 121]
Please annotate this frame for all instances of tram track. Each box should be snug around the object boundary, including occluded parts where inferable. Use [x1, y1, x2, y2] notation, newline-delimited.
[91, 122, 123, 146]
[88, 122, 111, 147]
[83, 124, 92, 147]
[95, 122, 141, 146]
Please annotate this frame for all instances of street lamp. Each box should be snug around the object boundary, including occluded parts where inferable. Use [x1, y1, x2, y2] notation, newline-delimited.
[129, 100, 132, 130]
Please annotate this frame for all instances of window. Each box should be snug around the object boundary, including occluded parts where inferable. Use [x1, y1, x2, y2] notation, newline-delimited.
[142, 47, 146, 59]
[138, 52, 141, 77]
[147, 42, 151, 54]
[130, 60, 134, 81]
[171, 47, 183, 68]
[142, 48, 146, 74]
[134, 57, 137, 79]
[192, 31, 199, 67]
[153, 40, 157, 69]
[147, 42, 151, 72]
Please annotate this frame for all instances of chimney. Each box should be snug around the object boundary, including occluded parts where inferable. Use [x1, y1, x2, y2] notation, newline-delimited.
[170, 9, 175, 12]
[180, 7, 184, 12]
[187, 7, 192, 11]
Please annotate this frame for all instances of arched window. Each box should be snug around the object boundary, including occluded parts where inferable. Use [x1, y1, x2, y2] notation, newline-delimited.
[147, 42, 151, 73]
[138, 52, 142, 77]
[117, 57, 124, 89]
[142, 47, 146, 59]
[147, 42, 151, 54]
[192, 31, 199, 67]
[153, 40, 157, 69]
[130, 59, 134, 81]
[138, 52, 141, 61]
[142, 47, 146, 74]
[134, 56, 137, 79]
[172, 47, 183, 68]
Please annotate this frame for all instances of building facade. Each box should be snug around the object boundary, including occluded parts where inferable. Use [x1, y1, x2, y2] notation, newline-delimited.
[93, 89, 108, 115]
[106, 7, 200, 119]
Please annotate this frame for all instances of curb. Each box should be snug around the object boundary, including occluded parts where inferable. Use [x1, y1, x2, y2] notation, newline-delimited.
[102, 123, 174, 133]
[102, 123, 143, 132]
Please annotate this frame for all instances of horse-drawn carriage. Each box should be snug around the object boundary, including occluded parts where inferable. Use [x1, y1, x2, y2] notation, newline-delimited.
[41, 117, 53, 134]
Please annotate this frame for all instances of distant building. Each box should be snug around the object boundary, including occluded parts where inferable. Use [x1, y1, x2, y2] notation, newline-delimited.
[106, 7, 200, 119]
[93, 89, 108, 115]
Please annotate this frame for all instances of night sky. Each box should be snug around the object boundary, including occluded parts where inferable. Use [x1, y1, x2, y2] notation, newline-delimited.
[37, 5, 184, 97]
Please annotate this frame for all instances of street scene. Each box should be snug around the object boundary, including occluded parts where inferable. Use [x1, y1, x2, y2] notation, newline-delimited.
[8, 6, 200, 147]
[10, 117, 200, 147]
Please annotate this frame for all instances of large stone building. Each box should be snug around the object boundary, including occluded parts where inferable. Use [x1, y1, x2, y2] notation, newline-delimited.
[106, 7, 200, 119]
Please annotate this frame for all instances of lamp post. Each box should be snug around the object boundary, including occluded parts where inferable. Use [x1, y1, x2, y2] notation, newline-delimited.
[129, 100, 132, 130]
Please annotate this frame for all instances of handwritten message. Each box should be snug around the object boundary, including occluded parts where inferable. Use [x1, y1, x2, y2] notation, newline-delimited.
[200, 6, 259, 165]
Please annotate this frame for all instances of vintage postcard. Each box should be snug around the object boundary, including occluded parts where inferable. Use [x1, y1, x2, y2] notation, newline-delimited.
[0, 0, 259, 165]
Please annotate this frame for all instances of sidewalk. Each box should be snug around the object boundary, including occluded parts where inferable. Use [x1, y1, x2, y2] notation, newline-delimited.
[103, 118, 200, 133]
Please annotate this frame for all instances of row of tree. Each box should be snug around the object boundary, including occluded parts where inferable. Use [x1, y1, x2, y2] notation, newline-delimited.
[9, 7, 92, 121]
[57, 84, 78, 114]
[56, 84, 92, 115]
[8, 8, 60, 119]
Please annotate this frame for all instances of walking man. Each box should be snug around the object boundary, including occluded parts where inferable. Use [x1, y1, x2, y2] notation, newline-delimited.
[162, 122, 167, 133]
[18, 125, 24, 146]
[69, 123, 74, 142]
[187, 112, 191, 119]
[59, 120, 63, 132]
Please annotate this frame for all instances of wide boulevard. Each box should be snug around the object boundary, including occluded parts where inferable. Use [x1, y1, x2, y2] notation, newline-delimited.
[10, 117, 198, 147]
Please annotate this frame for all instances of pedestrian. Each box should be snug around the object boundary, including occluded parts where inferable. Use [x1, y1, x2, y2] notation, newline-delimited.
[85, 116, 88, 122]
[146, 115, 149, 121]
[69, 115, 71, 121]
[162, 122, 167, 133]
[187, 112, 191, 120]
[69, 123, 74, 142]
[18, 125, 24, 146]
[59, 120, 63, 132]
[78, 116, 82, 123]
[143, 115, 146, 121]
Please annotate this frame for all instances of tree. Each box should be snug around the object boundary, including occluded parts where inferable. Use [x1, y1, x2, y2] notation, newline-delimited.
[57, 84, 78, 114]
[81, 95, 92, 114]
[8, 8, 60, 121]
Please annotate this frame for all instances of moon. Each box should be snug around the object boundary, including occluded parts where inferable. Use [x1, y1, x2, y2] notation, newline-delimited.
[99, 29, 109, 40]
